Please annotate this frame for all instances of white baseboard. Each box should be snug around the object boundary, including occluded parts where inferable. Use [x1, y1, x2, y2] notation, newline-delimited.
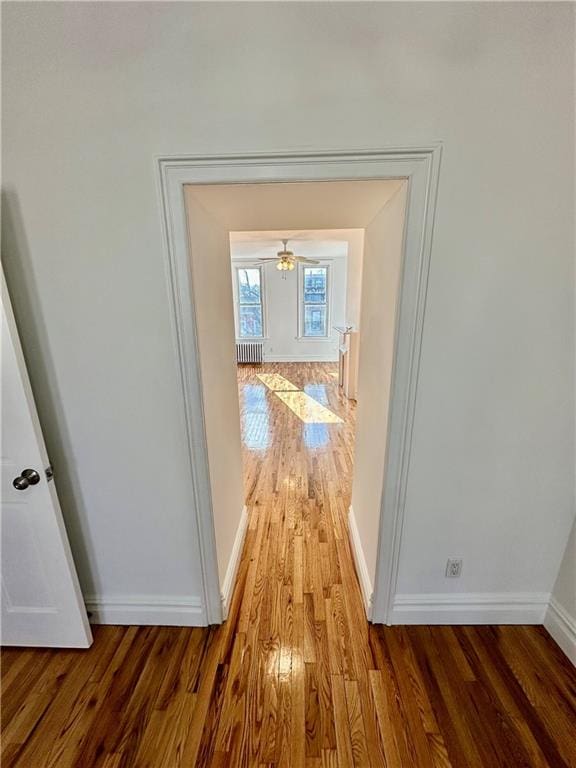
[264, 354, 338, 363]
[389, 592, 550, 625]
[347, 507, 373, 619]
[221, 506, 249, 620]
[544, 597, 576, 666]
[84, 594, 205, 626]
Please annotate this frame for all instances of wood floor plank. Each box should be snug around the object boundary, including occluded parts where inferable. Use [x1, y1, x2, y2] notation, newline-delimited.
[331, 674, 355, 768]
[2, 362, 575, 767]
[407, 626, 487, 768]
[7, 645, 105, 768]
[384, 627, 443, 767]
[46, 629, 140, 768]
[344, 679, 370, 768]
[291, 602, 306, 768]
[454, 626, 552, 768]
[369, 670, 403, 768]
[1, 648, 54, 729]
[117, 629, 199, 768]
[71, 627, 158, 767]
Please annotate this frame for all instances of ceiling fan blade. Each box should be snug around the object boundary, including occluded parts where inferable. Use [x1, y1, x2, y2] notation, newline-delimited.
[294, 256, 320, 264]
[258, 257, 281, 261]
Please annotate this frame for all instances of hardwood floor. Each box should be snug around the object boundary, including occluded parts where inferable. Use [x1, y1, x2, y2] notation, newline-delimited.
[2, 362, 575, 767]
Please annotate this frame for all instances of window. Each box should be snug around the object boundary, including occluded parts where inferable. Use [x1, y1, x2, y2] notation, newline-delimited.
[236, 266, 264, 338]
[301, 266, 328, 337]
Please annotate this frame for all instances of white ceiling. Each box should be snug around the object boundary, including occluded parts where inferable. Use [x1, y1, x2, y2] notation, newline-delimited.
[186, 179, 404, 231]
[230, 230, 354, 261]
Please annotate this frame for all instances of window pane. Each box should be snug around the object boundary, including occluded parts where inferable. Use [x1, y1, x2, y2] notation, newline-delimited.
[303, 268, 326, 303]
[238, 268, 261, 304]
[304, 305, 327, 337]
[239, 305, 263, 337]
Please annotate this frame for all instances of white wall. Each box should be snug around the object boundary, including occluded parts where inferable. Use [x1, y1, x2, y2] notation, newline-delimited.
[545, 518, 576, 663]
[186, 189, 245, 592]
[231, 243, 347, 362]
[351, 184, 408, 593]
[2, 3, 574, 621]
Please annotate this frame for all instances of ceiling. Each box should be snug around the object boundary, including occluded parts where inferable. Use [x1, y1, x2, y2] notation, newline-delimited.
[186, 179, 405, 232]
[230, 230, 354, 261]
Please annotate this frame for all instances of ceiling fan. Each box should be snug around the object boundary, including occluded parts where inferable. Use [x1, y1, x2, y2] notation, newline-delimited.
[259, 240, 320, 272]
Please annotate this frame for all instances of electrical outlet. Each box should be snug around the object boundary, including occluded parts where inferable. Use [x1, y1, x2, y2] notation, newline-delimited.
[445, 558, 463, 578]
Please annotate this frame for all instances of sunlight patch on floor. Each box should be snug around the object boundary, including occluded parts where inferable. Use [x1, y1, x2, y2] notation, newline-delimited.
[275, 391, 344, 424]
[240, 384, 270, 450]
[304, 423, 329, 448]
[303, 383, 330, 405]
[256, 373, 299, 391]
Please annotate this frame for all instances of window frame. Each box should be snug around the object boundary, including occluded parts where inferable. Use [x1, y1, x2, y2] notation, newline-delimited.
[234, 263, 266, 340]
[298, 263, 331, 340]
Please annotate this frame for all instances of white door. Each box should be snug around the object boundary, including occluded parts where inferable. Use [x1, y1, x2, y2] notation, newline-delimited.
[1, 274, 92, 647]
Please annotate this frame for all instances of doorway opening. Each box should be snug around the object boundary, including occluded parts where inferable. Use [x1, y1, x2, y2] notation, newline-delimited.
[229, 229, 365, 647]
[158, 148, 441, 625]
[231, 231, 359, 446]
[186, 178, 409, 625]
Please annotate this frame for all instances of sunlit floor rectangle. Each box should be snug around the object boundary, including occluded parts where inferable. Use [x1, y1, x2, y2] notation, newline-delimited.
[256, 373, 299, 391]
[275, 390, 343, 424]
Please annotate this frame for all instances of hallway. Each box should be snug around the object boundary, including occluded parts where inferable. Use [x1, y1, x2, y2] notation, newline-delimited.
[1, 364, 575, 767]
[224, 362, 371, 765]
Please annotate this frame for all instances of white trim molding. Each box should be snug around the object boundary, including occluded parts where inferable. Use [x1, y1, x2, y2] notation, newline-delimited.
[544, 597, 576, 666]
[157, 146, 442, 625]
[348, 507, 373, 619]
[221, 506, 249, 620]
[390, 592, 550, 625]
[85, 595, 204, 626]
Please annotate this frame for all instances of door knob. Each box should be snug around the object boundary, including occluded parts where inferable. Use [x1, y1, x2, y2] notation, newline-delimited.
[13, 475, 29, 490]
[21, 469, 40, 485]
[12, 468, 41, 491]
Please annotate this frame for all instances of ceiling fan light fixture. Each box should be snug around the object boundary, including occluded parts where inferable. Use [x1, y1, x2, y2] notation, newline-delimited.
[265, 240, 310, 275]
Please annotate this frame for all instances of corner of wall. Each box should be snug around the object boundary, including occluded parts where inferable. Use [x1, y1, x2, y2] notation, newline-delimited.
[543, 518, 576, 665]
[347, 506, 373, 619]
[544, 597, 576, 666]
[221, 505, 249, 620]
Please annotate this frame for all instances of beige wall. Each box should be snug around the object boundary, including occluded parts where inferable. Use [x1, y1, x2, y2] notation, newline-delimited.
[184, 183, 397, 594]
[186, 189, 245, 588]
[186, 183, 399, 589]
[344, 230, 366, 329]
[351, 183, 408, 584]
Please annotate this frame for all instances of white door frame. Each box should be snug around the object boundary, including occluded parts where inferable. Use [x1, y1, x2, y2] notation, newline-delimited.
[157, 147, 442, 624]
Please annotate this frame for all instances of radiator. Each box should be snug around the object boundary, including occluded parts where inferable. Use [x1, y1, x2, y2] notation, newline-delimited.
[236, 341, 263, 364]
